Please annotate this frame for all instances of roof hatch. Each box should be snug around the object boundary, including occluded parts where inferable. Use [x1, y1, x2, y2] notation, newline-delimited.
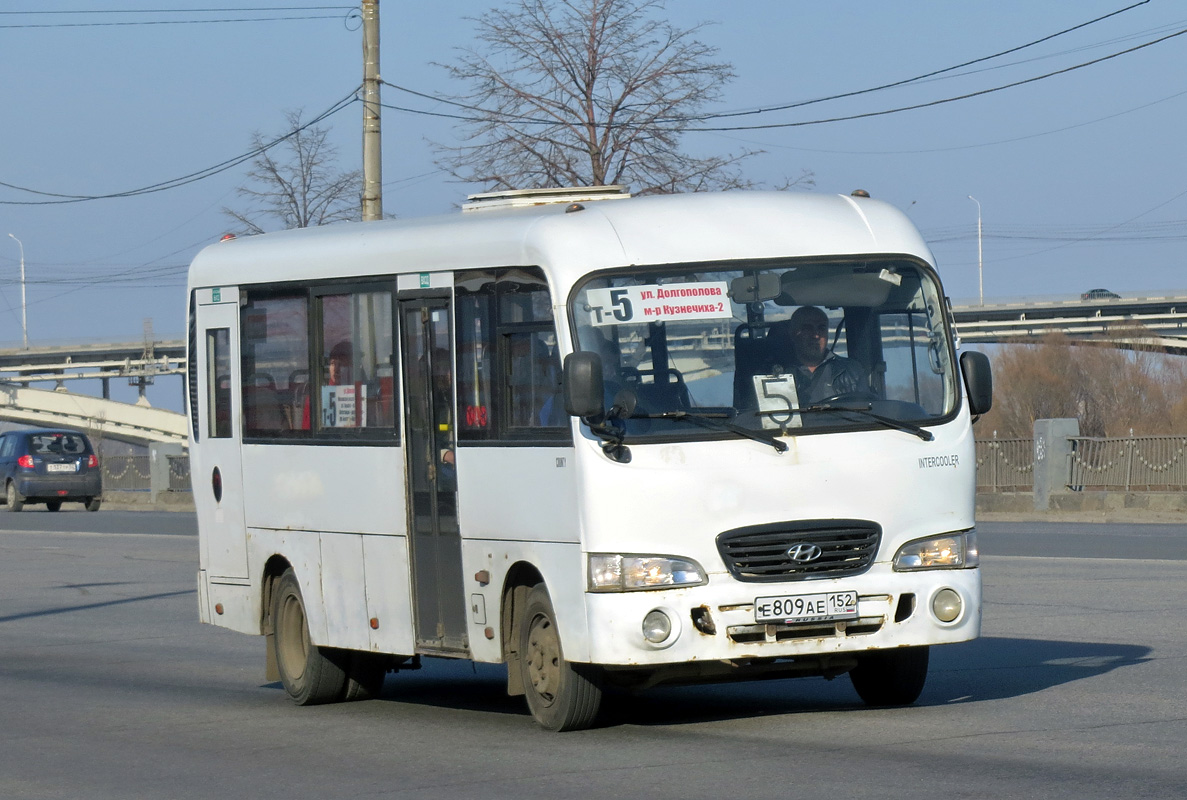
[462, 185, 631, 212]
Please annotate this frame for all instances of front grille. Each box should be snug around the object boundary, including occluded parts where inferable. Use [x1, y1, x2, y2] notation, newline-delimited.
[716, 520, 881, 582]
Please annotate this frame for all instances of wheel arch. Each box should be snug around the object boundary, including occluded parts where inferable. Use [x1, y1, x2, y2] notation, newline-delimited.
[260, 554, 293, 632]
[500, 560, 544, 696]
[261, 554, 294, 682]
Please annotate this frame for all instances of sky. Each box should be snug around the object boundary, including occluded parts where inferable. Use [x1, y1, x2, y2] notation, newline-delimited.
[2, 1, 1186, 407]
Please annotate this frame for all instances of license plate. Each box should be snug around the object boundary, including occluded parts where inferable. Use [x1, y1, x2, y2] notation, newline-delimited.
[754, 591, 858, 624]
[47, 463, 77, 473]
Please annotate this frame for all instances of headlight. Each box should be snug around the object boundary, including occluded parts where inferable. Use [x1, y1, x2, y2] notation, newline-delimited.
[893, 531, 979, 571]
[587, 554, 707, 592]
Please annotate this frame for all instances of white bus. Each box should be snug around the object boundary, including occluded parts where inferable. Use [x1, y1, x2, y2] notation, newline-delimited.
[187, 187, 992, 731]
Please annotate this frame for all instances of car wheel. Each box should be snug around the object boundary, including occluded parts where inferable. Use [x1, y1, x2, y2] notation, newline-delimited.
[45, 500, 62, 512]
[271, 568, 349, 705]
[518, 583, 603, 731]
[6, 482, 24, 512]
[849, 645, 929, 706]
[85, 497, 101, 512]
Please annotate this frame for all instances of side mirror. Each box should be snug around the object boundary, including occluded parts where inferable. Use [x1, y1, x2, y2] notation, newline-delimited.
[563, 351, 605, 418]
[960, 351, 993, 416]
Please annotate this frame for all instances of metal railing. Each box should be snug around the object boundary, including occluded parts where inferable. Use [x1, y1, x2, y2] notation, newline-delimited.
[1069, 435, 1187, 491]
[102, 455, 151, 492]
[975, 438, 1035, 492]
[100, 454, 192, 493]
[167, 455, 191, 492]
[977, 434, 1187, 492]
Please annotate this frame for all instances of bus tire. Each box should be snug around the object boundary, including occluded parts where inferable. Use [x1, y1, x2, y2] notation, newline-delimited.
[518, 584, 603, 731]
[849, 645, 929, 707]
[342, 652, 387, 701]
[6, 482, 24, 512]
[271, 568, 348, 705]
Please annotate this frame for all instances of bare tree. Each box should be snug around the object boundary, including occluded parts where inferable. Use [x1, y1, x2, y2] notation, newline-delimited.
[979, 334, 1187, 438]
[223, 110, 361, 234]
[433, 0, 805, 195]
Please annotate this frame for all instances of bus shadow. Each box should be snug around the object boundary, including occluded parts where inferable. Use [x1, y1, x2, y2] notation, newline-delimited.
[373, 658, 527, 717]
[342, 636, 1151, 727]
[606, 636, 1153, 727]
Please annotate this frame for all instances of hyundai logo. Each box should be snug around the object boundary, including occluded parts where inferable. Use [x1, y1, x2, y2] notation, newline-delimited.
[787, 543, 823, 563]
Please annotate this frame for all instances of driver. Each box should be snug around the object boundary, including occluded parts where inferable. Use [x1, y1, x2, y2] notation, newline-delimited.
[776, 305, 868, 404]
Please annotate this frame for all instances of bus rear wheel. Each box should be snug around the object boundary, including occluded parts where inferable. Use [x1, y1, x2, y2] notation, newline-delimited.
[271, 568, 349, 705]
[342, 652, 388, 701]
[849, 645, 929, 707]
[518, 584, 603, 731]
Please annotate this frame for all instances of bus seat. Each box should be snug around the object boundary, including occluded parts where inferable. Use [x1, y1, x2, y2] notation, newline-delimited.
[244, 375, 285, 431]
[624, 367, 689, 413]
[732, 323, 785, 409]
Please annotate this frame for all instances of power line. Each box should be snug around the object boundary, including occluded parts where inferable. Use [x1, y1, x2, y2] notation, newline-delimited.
[379, 1, 1157, 130]
[0, 6, 356, 29]
[709, 84, 1187, 155]
[380, 22, 1184, 135]
[0, 89, 360, 205]
[687, 24, 1187, 132]
[674, 0, 1153, 125]
[0, 5, 353, 11]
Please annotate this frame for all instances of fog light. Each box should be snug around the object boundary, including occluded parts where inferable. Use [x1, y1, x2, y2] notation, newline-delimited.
[642, 610, 672, 644]
[932, 588, 962, 623]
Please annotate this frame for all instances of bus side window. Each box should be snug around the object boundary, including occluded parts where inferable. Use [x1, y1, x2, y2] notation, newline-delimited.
[241, 294, 309, 438]
[315, 289, 395, 432]
[455, 266, 569, 441]
[506, 330, 563, 428]
[206, 328, 232, 438]
[497, 271, 568, 438]
[456, 279, 495, 440]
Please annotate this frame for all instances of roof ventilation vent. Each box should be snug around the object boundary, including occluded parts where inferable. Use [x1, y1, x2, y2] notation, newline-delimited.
[462, 185, 630, 212]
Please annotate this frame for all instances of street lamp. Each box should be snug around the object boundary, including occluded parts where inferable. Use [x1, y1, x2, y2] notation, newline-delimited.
[967, 196, 983, 306]
[6, 233, 27, 348]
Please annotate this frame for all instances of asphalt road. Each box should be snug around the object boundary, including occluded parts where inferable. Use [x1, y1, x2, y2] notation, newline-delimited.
[0, 508, 197, 536]
[1, 517, 1184, 799]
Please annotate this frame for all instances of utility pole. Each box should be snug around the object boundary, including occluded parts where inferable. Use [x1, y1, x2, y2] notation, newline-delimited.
[967, 195, 983, 306]
[7, 233, 27, 348]
[361, 0, 383, 221]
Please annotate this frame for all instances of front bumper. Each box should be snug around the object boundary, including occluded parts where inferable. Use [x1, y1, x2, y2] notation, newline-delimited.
[583, 565, 981, 669]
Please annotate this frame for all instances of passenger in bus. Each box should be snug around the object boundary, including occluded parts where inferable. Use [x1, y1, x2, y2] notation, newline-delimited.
[775, 305, 869, 404]
[325, 341, 363, 428]
[298, 341, 357, 429]
[327, 341, 353, 386]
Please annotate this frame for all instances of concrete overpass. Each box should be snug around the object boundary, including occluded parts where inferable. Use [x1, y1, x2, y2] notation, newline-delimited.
[0, 338, 187, 446]
[0, 384, 187, 445]
[951, 293, 1187, 354]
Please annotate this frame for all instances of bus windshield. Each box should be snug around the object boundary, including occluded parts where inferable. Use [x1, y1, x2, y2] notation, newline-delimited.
[570, 257, 958, 439]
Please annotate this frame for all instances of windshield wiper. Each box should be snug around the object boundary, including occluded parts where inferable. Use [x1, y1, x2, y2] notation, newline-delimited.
[798, 401, 934, 441]
[645, 410, 788, 453]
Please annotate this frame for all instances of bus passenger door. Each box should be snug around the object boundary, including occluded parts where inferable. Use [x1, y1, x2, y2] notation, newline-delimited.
[194, 291, 248, 581]
[399, 298, 468, 654]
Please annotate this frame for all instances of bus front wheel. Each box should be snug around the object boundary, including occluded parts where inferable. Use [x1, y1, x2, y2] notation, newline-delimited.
[518, 584, 603, 731]
[271, 568, 349, 705]
[849, 645, 929, 706]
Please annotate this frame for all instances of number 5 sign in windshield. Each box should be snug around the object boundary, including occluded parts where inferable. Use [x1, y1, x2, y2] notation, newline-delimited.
[585, 282, 731, 327]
